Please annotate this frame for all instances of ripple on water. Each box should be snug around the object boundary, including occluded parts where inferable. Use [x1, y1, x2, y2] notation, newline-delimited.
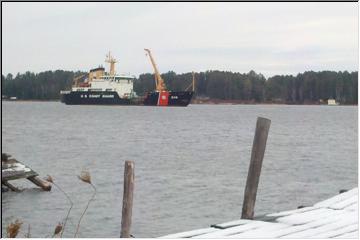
[2, 102, 357, 237]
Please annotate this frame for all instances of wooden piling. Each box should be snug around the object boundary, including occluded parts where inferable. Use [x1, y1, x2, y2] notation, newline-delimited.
[120, 161, 135, 238]
[241, 117, 271, 219]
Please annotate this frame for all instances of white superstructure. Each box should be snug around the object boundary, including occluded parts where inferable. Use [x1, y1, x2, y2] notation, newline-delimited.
[72, 74, 136, 98]
[64, 52, 138, 99]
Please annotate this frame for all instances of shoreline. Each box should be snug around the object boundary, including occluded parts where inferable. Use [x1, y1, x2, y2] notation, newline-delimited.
[2, 99, 59, 102]
[2, 99, 357, 106]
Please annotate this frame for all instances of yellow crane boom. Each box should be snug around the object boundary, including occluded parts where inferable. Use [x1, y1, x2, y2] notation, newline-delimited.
[73, 74, 86, 87]
[144, 49, 166, 92]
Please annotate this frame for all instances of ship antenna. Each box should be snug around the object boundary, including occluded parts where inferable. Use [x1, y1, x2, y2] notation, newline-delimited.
[105, 51, 117, 76]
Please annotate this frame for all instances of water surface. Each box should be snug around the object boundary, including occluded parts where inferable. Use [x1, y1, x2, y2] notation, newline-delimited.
[2, 102, 357, 237]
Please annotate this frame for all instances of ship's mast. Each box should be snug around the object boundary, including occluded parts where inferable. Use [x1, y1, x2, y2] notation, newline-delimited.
[185, 71, 196, 92]
[105, 51, 117, 76]
[144, 49, 166, 92]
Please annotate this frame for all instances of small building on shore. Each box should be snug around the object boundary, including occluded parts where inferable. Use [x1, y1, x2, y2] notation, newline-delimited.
[328, 99, 339, 106]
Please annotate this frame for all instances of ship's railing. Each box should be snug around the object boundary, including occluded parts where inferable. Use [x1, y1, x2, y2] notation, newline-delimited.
[99, 75, 135, 81]
[72, 88, 89, 92]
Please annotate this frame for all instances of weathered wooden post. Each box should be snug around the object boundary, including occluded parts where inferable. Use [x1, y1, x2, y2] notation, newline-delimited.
[241, 117, 271, 219]
[120, 161, 135, 238]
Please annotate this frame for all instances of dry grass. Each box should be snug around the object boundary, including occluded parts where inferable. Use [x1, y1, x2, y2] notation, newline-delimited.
[74, 171, 96, 237]
[45, 175, 54, 183]
[78, 171, 92, 184]
[45, 175, 73, 238]
[52, 223, 63, 237]
[6, 219, 22, 238]
[6, 171, 98, 238]
[24, 224, 31, 238]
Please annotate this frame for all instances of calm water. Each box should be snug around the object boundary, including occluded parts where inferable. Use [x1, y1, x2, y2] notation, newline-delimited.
[2, 102, 358, 238]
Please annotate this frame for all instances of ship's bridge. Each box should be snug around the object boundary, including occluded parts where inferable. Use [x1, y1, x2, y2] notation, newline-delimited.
[90, 74, 136, 98]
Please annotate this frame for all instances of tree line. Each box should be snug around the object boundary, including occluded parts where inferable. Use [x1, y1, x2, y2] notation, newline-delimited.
[2, 70, 84, 100]
[2, 70, 358, 104]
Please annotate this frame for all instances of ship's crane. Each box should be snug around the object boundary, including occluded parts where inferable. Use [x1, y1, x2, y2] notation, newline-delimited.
[144, 49, 166, 92]
[73, 74, 86, 87]
[105, 51, 117, 76]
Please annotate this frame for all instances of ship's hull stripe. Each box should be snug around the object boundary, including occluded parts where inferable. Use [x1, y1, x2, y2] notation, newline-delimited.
[61, 90, 193, 106]
[143, 91, 193, 107]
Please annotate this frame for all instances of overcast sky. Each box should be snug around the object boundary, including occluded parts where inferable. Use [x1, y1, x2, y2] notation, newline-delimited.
[2, 2, 358, 78]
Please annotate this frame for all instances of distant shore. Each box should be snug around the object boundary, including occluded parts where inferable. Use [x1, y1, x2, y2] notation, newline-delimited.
[191, 99, 358, 106]
[2, 98, 357, 106]
[2, 99, 59, 102]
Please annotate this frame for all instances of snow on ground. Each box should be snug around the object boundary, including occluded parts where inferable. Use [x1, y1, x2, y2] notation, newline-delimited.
[160, 188, 358, 238]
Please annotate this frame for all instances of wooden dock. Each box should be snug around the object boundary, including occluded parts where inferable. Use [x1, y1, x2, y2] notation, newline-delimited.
[160, 188, 358, 238]
[2, 154, 51, 191]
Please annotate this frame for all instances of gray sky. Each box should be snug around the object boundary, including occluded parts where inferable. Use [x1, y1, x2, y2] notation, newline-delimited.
[2, 2, 358, 78]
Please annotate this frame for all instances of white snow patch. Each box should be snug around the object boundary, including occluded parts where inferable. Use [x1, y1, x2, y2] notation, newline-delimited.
[2, 163, 31, 173]
[314, 189, 358, 208]
[159, 228, 218, 238]
[267, 206, 320, 217]
[228, 222, 289, 238]
[194, 221, 274, 238]
[276, 208, 338, 225]
[158, 188, 359, 239]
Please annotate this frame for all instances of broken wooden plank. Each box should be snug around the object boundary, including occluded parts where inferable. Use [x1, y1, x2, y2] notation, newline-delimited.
[2, 159, 38, 181]
[2, 181, 20, 192]
[2, 156, 51, 191]
[27, 176, 52, 191]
